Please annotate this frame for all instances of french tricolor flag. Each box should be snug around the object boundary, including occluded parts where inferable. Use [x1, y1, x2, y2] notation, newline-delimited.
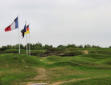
[5, 17, 19, 32]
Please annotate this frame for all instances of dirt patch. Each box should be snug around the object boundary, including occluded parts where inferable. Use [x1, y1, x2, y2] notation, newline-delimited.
[26, 68, 48, 85]
[82, 50, 89, 54]
[51, 75, 110, 85]
[50, 77, 91, 85]
[33, 68, 47, 81]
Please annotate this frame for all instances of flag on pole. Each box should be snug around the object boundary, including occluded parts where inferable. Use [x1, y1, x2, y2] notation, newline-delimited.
[25, 25, 30, 34]
[5, 17, 18, 32]
[21, 24, 26, 38]
[21, 24, 30, 38]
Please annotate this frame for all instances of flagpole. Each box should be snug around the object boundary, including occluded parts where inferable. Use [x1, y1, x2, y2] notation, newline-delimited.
[26, 35, 27, 55]
[18, 29, 21, 54]
[29, 33, 31, 55]
[25, 21, 28, 55]
[26, 34, 28, 55]
[28, 24, 31, 56]
[18, 16, 21, 54]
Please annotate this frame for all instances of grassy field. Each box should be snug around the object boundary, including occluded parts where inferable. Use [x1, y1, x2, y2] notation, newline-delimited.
[0, 54, 43, 85]
[0, 52, 111, 85]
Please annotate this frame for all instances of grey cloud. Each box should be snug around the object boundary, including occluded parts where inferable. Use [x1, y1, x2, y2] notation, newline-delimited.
[0, 0, 111, 47]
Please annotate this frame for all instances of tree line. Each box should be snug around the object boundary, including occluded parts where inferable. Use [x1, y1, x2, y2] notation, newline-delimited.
[0, 43, 110, 56]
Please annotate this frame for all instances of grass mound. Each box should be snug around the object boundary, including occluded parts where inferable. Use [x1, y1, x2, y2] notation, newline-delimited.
[0, 54, 43, 85]
[62, 77, 111, 85]
[80, 54, 111, 59]
[0, 54, 42, 67]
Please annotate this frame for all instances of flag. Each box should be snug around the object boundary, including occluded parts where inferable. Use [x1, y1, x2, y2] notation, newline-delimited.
[21, 24, 26, 38]
[25, 25, 30, 34]
[5, 17, 18, 32]
[21, 24, 30, 38]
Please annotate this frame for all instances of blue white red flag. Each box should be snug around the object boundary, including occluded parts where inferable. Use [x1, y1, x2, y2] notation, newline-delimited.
[5, 17, 18, 32]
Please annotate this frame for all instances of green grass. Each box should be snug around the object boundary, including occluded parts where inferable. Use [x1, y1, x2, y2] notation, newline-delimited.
[0, 72, 36, 85]
[0, 54, 43, 85]
[1, 51, 111, 85]
[43, 55, 111, 84]
[62, 77, 111, 85]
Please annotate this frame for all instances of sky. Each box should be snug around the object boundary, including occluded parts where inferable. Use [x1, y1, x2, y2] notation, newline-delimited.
[0, 0, 111, 47]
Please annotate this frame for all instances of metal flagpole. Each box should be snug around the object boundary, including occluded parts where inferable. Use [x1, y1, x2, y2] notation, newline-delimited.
[18, 16, 21, 54]
[26, 34, 28, 55]
[18, 29, 21, 54]
[28, 24, 30, 56]
[25, 21, 28, 55]
[29, 33, 31, 56]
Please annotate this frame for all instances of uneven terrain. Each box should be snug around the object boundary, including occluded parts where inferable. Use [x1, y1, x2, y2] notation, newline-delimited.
[1, 51, 111, 85]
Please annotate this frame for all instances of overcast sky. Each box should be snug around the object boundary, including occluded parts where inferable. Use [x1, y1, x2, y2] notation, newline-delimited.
[0, 0, 111, 47]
